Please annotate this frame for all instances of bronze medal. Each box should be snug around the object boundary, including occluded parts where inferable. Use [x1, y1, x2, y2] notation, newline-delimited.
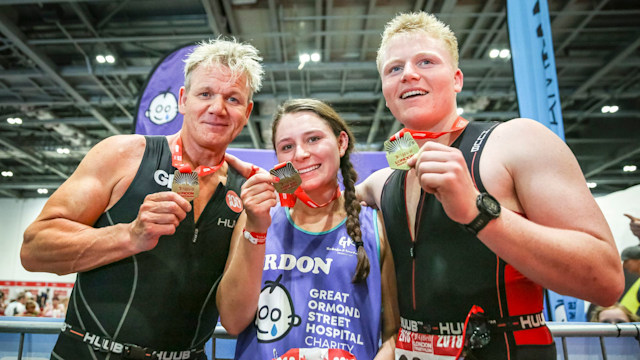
[270, 161, 302, 194]
[384, 131, 420, 170]
[171, 170, 200, 201]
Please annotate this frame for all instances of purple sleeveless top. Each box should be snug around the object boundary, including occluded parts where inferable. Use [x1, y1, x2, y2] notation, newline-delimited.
[235, 205, 382, 360]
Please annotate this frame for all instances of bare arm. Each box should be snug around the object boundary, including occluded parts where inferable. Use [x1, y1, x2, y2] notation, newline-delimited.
[374, 211, 399, 360]
[21, 135, 192, 275]
[217, 170, 278, 335]
[408, 119, 624, 306]
[355, 167, 393, 209]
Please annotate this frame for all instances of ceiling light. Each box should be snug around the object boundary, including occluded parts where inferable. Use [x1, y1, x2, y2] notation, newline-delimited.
[623, 165, 637, 172]
[1, 171, 13, 177]
[105, 54, 115, 64]
[489, 49, 500, 58]
[96, 55, 106, 63]
[298, 53, 311, 70]
[37, 188, 48, 194]
[310, 52, 321, 62]
[499, 49, 511, 59]
[56, 147, 70, 154]
[7, 117, 22, 125]
[601, 105, 619, 113]
[299, 53, 310, 63]
[587, 182, 597, 189]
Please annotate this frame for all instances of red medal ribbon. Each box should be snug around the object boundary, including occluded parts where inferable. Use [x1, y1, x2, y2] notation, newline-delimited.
[279, 186, 341, 208]
[390, 116, 468, 142]
[171, 136, 224, 175]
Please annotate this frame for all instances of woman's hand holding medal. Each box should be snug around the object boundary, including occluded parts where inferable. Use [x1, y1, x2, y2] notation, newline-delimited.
[240, 166, 280, 233]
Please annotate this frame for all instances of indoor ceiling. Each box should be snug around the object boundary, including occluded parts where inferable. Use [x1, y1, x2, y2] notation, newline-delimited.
[0, 0, 638, 198]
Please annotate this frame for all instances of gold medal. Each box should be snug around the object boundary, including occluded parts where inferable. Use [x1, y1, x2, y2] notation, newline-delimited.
[384, 131, 420, 170]
[270, 161, 302, 194]
[171, 170, 200, 201]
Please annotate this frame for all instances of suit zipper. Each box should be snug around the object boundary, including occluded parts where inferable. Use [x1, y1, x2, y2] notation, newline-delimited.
[192, 227, 199, 243]
[412, 191, 427, 310]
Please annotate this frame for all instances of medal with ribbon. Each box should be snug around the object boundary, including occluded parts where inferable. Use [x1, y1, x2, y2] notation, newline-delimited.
[269, 161, 341, 208]
[170, 135, 224, 201]
[384, 116, 468, 169]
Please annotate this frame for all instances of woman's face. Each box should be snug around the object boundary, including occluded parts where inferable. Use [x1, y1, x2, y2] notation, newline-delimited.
[598, 307, 630, 324]
[273, 111, 348, 193]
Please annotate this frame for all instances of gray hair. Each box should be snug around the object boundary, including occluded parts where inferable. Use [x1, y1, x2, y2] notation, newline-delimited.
[184, 37, 264, 96]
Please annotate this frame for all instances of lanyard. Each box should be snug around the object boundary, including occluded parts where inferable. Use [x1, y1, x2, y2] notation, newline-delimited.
[279, 186, 341, 208]
[171, 135, 224, 175]
[390, 116, 468, 142]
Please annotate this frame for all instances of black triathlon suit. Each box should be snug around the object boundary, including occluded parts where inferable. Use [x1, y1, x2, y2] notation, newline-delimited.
[51, 136, 245, 360]
[381, 122, 556, 359]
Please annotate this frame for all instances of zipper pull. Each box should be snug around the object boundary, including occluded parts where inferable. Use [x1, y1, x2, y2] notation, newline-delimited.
[192, 228, 199, 243]
[410, 242, 415, 258]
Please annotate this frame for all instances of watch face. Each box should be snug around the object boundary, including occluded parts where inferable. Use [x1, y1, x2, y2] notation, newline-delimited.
[481, 194, 501, 217]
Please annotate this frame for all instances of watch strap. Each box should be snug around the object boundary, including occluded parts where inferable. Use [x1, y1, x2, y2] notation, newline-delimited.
[464, 213, 494, 235]
[464, 192, 500, 235]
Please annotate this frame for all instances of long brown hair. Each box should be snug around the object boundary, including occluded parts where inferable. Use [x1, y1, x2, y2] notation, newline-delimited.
[271, 98, 370, 283]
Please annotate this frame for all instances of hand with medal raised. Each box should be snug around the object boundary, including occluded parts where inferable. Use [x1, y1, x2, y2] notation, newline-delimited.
[128, 191, 192, 252]
[241, 169, 280, 233]
[406, 139, 481, 226]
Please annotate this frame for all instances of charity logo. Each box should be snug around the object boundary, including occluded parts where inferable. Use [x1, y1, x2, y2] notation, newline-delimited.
[145, 89, 178, 125]
[256, 274, 301, 343]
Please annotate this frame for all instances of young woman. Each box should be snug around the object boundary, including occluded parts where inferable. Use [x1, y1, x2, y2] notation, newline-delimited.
[233, 99, 399, 360]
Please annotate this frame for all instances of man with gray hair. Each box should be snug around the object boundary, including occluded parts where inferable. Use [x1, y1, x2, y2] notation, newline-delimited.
[22, 38, 273, 359]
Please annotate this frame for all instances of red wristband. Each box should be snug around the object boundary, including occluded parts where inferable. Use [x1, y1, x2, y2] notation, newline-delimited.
[243, 228, 266, 245]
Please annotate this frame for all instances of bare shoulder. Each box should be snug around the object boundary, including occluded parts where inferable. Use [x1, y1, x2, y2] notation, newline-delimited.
[39, 135, 148, 225]
[484, 118, 603, 231]
[357, 167, 394, 209]
[489, 118, 563, 147]
[86, 134, 147, 166]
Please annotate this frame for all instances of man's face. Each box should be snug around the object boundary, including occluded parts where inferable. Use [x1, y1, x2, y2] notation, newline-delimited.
[178, 65, 253, 151]
[380, 32, 463, 130]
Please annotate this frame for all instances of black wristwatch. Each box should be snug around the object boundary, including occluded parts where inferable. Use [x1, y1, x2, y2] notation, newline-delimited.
[464, 192, 501, 235]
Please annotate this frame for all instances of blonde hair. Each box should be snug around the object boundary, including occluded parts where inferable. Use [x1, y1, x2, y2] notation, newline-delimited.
[590, 303, 640, 323]
[184, 37, 264, 96]
[376, 12, 459, 71]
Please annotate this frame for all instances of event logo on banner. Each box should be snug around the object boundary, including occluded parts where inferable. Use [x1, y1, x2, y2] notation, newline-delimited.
[507, 0, 565, 141]
[134, 44, 196, 136]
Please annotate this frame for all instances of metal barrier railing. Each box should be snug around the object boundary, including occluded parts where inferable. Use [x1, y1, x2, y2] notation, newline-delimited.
[547, 322, 640, 360]
[1, 320, 639, 359]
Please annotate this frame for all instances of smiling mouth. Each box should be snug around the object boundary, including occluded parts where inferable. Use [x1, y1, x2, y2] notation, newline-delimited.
[400, 90, 427, 99]
[298, 164, 320, 174]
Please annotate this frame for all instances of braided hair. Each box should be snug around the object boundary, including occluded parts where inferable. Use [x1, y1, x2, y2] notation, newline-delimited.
[271, 98, 370, 283]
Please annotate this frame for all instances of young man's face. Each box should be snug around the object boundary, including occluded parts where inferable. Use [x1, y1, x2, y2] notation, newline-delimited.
[178, 65, 253, 152]
[379, 32, 463, 130]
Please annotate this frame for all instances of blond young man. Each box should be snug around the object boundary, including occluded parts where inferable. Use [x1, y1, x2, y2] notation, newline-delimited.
[357, 12, 623, 359]
[22, 38, 271, 360]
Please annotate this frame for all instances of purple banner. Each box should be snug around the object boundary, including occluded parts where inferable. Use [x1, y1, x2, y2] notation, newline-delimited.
[134, 44, 196, 135]
[227, 148, 387, 186]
